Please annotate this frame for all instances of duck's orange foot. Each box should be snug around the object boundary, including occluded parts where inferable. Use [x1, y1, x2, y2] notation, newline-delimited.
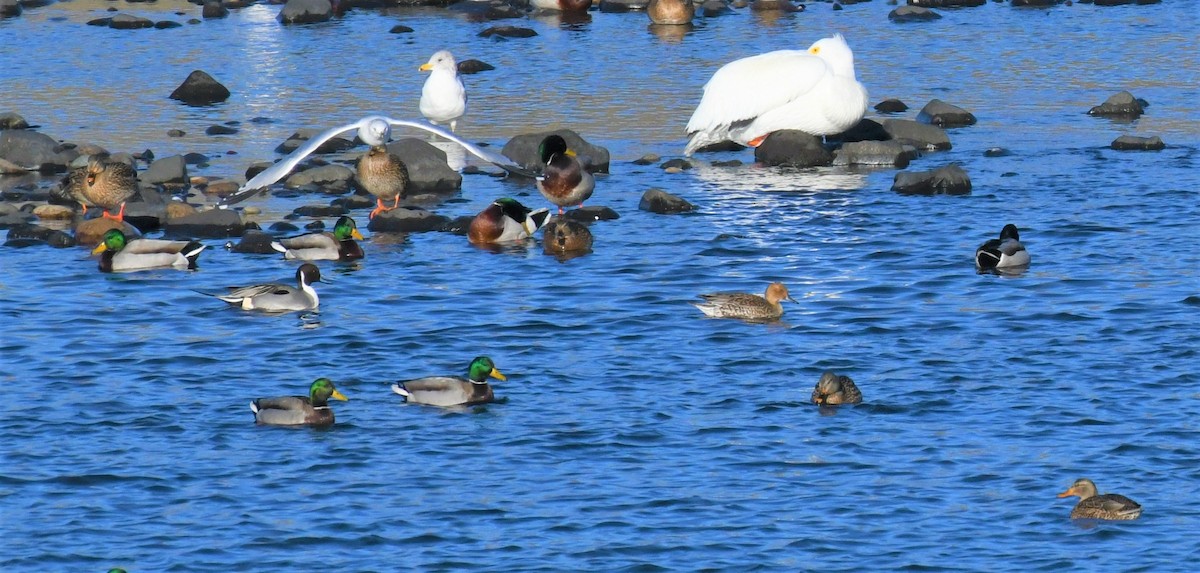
[747, 134, 769, 148]
[101, 203, 126, 222]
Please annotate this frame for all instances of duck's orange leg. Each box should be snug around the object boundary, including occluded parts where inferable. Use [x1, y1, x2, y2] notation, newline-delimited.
[101, 202, 126, 222]
[369, 198, 387, 219]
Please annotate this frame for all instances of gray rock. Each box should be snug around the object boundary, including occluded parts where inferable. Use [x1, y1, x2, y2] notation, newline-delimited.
[639, 189, 695, 214]
[165, 208, 245, 238]
[389, 25, 413, 33]
[751, 0, 802, 11]
[292, 204, 347, 217]
[0, 112, 29, 129]
[908, 0, 983, 6]
[202, 1, 229, 18]
[892, 164, 971, 196]
[889, 6, 941, 21]
[123, 186, 170, 231]
[1111, 135, 1165, 151]
[6, 224, 75, 247]
[700, 0, 733, 16]
[446, 0, 523, 20]
[155, 20, 183, 29]
[917, 99, 976, 127]
[279, 0, 332, 24]
[873, 99, 909, 113]
[833, 141, 916, 168]
[284, 164, 354, 188]
[478, 26, 537, 38]
[141, 155, 189, 186]
[754, 130, 833, 167]
[1013, 0, 1062, 6]
[881, 119, 952, 151]
[366, 207, 450, 233]
[331, 193, 376, 211]
[385, 138, 463, 193]
[599, 0, 649, 12]
[109, 14, 154, 29]
[659, 158, 693, 171]
[205, 125, 238, 135]
[836, 118, 891, 143]
[0, 209, 35, 231]
[0, 0, 22, 18]
[0, 130, 77, 172]
[1088, 90, 1144, 118]
[458, 59, 495, 74]
[227, 229, 278, 254]
[169, 70, 231, 105]
[276, 129, 355, 154]
[502, 130, 610, 173]
[564, 205, 619, 223]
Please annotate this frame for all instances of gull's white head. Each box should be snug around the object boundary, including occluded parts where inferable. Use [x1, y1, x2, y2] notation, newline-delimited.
[807, 34, 856, 77]
[358, 116, 391, 147]
[420, 50, 458, 74]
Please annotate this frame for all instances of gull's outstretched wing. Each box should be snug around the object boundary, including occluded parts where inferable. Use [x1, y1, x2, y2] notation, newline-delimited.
[377, 117, 536, 179]
[220, 118, 371, 207]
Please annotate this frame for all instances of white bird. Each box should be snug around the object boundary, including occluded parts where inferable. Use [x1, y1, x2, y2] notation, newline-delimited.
[684, 34, 868, 156]
[221, 116, 533, 206]
[419, 50, 467, 133]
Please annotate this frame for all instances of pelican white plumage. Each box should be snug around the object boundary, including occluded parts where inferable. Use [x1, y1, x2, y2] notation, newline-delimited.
[221, 116, 532, 207]
[419, 50, 467, 132]
[684, 34, 868, 156]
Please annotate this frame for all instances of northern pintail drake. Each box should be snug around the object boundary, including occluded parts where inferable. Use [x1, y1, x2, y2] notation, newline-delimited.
[419, 50, 467, 133]
[211, 263, 323, 312]
[1057, 478, 1142, 520]
[392, 356, 507, 407]
[251, 378, 348, 426]
[271, 216, 365, 261]
[91, 229, 205, 273]
[68, 156, 138, 222]
[975, 223, 1030, 271]
[537, 135, 595, 215]
[811, 371, 862, 405]
[692, 282, 797, 320]
[468, 198, 551, 245]
[685, 34, 868, 155]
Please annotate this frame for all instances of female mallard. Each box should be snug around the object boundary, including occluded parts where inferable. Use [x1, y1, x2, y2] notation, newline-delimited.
[692, 282, 797, 321]
[468, 198, 551, 245]
[391, 356, 507, 407]
[271, 216, 365, 261]
[69, 156, 138, 222]
[975, 223, 1030, 271]
[1057, 478, 1142, 520]
[251, 378, 348, 426]
[211, 263, 323, 312]
[91, 229, 206, 273]
[536, 135, 595, 215]
[358, 145, 410, 220]
[419, 50, 467, 133]
[648, 0, 694, 25]
[811, 371, 862, 405]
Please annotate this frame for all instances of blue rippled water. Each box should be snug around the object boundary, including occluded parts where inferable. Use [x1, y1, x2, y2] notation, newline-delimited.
[2, 1, 1199, 571]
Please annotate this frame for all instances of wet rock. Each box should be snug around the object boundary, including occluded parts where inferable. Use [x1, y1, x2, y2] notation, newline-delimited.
[75, 218, 138, 246]
[0, 130, 77, 172]
[632, 153, 660, 166]
[183, 152, 209, 165]
[87, 18, 112, 26]
[155, 20, 183, 28]
[881, 119, 951, 151]
[165, 208, 245, 238]
[0, 157, 28, 174]
[1088, 90, 1144, 119]
[284, 164, 354, 189]
[0, 203, 32, 228]
[1111, 135, 1165, 151]
[446, 0, 523, 20]
[564, 205, 619, 223]
[227, 229, 277, 254]
[892, 164, 971, 196]
[123, 186, 170, 231]
[292, 204, 347, 217]
[110, 14, 154, 29]
[141, 155, 189, 186]
[202, 1, 229, 17]
[0, 0, 21, 18]
[443, 215, 473, 236]
[833, 140, 915, 168]
[639, 189, 695, 214]
[700, 0, 733, 16]
[366, 207, 450, 233]
[889, 5, 941, 20]
[331, 193, 375, 211]
[751, 0, 802, 10]
[33, 204, 74, 220]
[203, 180, 240, 197]
[268, 221, 300, 233]
[0, 112, 29, 129]
[660, 158, 692, 171]
[1094, 0, 1158, 5]
[542, 218, 593, 255]
[908, 0, 983, 6]
[479, 26, 537, 38]
[1013, 0, 1061, 6]
[502, 129, 610, 173]
[385, 138, 463, 193]
[165, 202, 197, 220]
[279, 0, 332, 24]
[983, 147, 1011, 157]
[205, 125, 238, 135]
[457, 59, 495, 74]
[276, 129, 354, 154]
[874, 98, 909, 113]
[917, 99, 976, 127]
[169, 70, 231, 105]
[167, 129, 186, 137]
[837, 118, 891, 143]
[599, 0, 649, 12]
[6, 224, 75, 248]
[754, 131, 833, 167]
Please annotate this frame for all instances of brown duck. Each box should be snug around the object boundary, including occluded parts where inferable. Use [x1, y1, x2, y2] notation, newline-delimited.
[811, 371, 862, 405]
[1057, 478, 1142, 520]
[536, 135, 594, 215]
[69, 156, 138, 222]
[357, 145, 410, 219]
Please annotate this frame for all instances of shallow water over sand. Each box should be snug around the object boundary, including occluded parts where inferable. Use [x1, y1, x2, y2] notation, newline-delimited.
[2, 1, 1199, 571]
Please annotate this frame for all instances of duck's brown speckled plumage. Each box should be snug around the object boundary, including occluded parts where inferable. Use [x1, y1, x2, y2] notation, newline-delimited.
[648, 0, 694, 25]
[811, 371, 862, 405]
[1058, 478, 1142, 521]
[357, 145, 409, 219]
[692, 282, 796, 321]
[70, 157, 138, 220]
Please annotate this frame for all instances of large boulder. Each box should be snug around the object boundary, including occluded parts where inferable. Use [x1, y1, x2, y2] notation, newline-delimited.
[917, 99, 976, 127]
[279, 0, 332, 24]
[892, 165, 971, 196]
[0, 0, 21, 18]
[366, 207, 450, 233]
[753, 131, 833, 167]
[385, 138, 462, 193]
[169, 70, 231, 105]
[284, 164, 355, 189]
[880, 119, 951, 151]
[0, 112, 28, 129]
[502, 129, 610, 173]
[889, 6, 941, 21]
[165, 208, 245, 238]
[833, 141, 915, 168]
[639, 189, 695, 214]
[0, 130, 77, 172]
[1111, 135, 1165, 151]
[109, 14, 154, 29]
[1088, 91, 1144, 119]
[141, 155, 189, 186]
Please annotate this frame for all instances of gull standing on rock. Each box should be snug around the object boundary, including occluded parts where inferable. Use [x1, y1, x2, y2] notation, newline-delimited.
[684, 33, 868, 155]
[419, 50, 467, 133]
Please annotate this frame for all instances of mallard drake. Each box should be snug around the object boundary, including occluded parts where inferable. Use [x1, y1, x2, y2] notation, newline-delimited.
[648, 0, 694, 25]
[392, 356, 507, 407]
[536, 135, 595, 215]
[69, 156, 138, 221]
[251, 378, 348, 426]
[1057, 478, 1142, 520]
[685, 34, 868, 155]
[468, 198, 551, 245]
[223, 116, 534, 207]
[358, 145, 411, 220]
[692, 282, 797, 320]
[91, 229, 205, 273]
[272, 216, 365, 261]
[975, 223, 1030, 271]
[211, 263, 323, 312]
[531, 0, 592, 12]
[811, 371, 862, 405]
[419, 50, 467, 133]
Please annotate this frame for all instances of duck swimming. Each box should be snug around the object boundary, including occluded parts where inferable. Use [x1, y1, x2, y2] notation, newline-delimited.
[811, 371, 862, 405]
[210, 263, 323, 312]
[251, 378, 348, 426]
[272, 216, 365, 261]
[692, 282, 797, 321]
[91, 229, 206, 273]
[975, 223, 1030, 271]
[392, 356, 507, 407]
[468, 198, 551, 245]
[1057, 478, 1142, 521]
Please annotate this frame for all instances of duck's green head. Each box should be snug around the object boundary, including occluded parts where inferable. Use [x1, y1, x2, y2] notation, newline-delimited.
[92, 229, 128, 255]
[467, 356, 506, 384]
[493, 198, 532, 222]
[538, 135, 572, 164]
[310, 377, 348, 404]
[333, 216, 365, 241]
[108, 569, 128, 573]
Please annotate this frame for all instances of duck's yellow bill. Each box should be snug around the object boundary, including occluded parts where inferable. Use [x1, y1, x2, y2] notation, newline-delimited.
[565, 149, 577, 158]
[351, 229, 365, 240]
[490, 368, 507, 381]
[331, 389, 349, 401]
[91, 243, 108, 255]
